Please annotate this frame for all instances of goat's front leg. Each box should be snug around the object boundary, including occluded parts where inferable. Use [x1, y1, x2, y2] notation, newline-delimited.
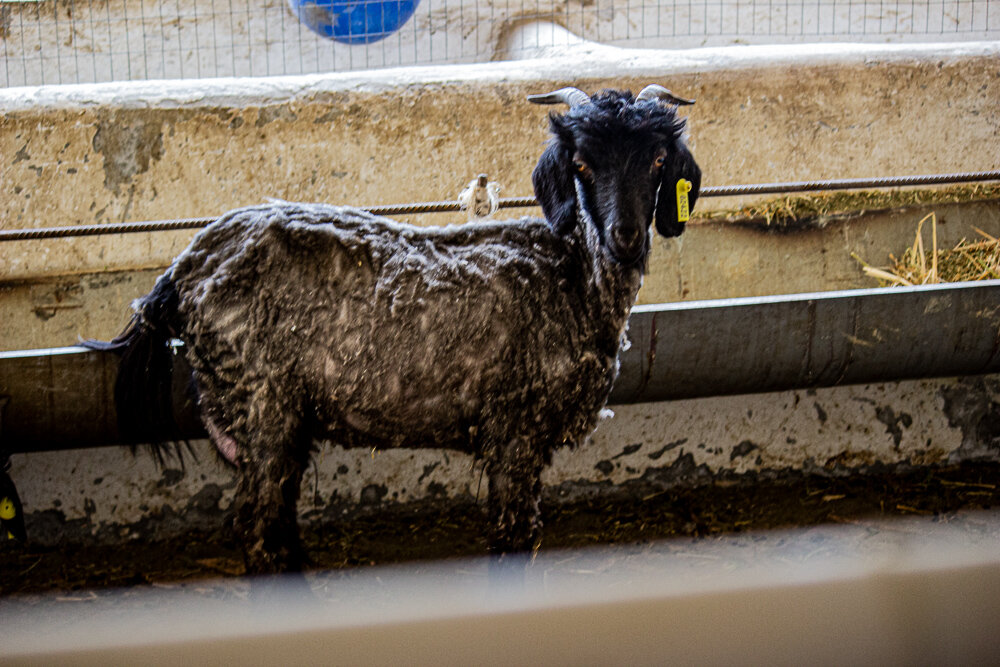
[485, 438, 544, 574]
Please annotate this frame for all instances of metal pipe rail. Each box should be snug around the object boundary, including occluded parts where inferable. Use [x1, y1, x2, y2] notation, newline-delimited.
[1, 171, 998, 243]
[611, 280, 1000, 403]
[2, 281, 999, 454]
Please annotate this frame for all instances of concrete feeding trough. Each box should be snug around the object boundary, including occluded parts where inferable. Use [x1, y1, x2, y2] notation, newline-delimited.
[6, 511, 1000, 664]
[1, 39, 1000, 654]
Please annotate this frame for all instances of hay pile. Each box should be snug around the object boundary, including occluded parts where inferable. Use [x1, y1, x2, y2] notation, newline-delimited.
[853, 212, 1000, 286]
[702, 183, 1000, 231]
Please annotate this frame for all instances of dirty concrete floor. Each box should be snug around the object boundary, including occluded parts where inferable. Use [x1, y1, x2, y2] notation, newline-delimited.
[2, 461, 1000, 603]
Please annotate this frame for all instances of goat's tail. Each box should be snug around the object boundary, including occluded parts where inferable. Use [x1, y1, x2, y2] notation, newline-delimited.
[82, 274, 187, 466]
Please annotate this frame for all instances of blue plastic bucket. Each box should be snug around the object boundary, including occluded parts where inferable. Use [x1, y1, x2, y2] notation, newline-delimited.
[288, 0, 420, 44]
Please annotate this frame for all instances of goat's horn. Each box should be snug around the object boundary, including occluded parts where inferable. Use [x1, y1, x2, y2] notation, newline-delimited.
[527, 87, 591, 108]
[636, 84, 695, 106]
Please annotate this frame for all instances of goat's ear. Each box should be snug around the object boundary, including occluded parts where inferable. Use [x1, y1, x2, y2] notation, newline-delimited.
[655, 142, 701, 238]
[532, 140, 578, 235]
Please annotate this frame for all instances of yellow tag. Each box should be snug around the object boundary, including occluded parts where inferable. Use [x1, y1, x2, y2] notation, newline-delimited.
[676, 178, 692, 223]
[0, 497, 14, 521]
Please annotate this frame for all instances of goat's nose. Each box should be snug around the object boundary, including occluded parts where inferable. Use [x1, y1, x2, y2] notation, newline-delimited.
[612, 225, 640, 247]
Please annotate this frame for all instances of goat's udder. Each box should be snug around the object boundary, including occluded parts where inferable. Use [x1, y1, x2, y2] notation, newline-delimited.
[205, 415, 239, 466]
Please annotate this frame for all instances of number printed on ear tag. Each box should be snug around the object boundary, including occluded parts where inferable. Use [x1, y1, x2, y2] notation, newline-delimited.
[676, 178, 692, 223]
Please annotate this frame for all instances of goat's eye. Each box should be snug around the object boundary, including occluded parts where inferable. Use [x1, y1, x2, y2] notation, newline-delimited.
[654, 156, 666, 168]
[574, 160, 588, 173]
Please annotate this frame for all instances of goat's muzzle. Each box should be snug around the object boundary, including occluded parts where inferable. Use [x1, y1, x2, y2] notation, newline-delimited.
[607, 221, 648, 267]
[611, 224, 640, 250]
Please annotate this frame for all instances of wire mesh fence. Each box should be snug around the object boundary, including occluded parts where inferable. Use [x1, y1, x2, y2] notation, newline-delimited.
[2, 0, 998, 87]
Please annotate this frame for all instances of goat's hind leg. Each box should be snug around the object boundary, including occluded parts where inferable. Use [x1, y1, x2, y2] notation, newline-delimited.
[227, 392, 311, 579]
[234, 446, 307, 577]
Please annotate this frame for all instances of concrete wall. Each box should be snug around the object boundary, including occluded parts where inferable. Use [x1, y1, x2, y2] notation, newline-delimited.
[12, 372, 1000, 545]
[2, 41, 1000, 544]
[3, 40, 999, 341]
[5, 198, 1000, 352]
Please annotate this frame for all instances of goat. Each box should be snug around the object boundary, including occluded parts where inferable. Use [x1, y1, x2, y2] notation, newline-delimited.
[88, 85, 701, 576]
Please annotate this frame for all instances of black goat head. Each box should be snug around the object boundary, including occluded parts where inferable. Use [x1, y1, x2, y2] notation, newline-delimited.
[529, 85, 701, 265]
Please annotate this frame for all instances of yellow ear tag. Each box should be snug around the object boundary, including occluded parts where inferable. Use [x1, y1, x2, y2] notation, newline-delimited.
[0, 497, 15, 521]
[676, 178, 692, 223]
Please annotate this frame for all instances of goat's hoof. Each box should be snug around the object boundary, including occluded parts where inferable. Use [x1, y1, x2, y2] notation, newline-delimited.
[487, 552, 531, 593]
[248, 571, 316, 605]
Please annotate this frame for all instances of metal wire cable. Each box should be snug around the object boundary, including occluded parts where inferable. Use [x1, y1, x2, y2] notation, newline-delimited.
[1, 170, 998, 242]
[700, 171, 1000, 197]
